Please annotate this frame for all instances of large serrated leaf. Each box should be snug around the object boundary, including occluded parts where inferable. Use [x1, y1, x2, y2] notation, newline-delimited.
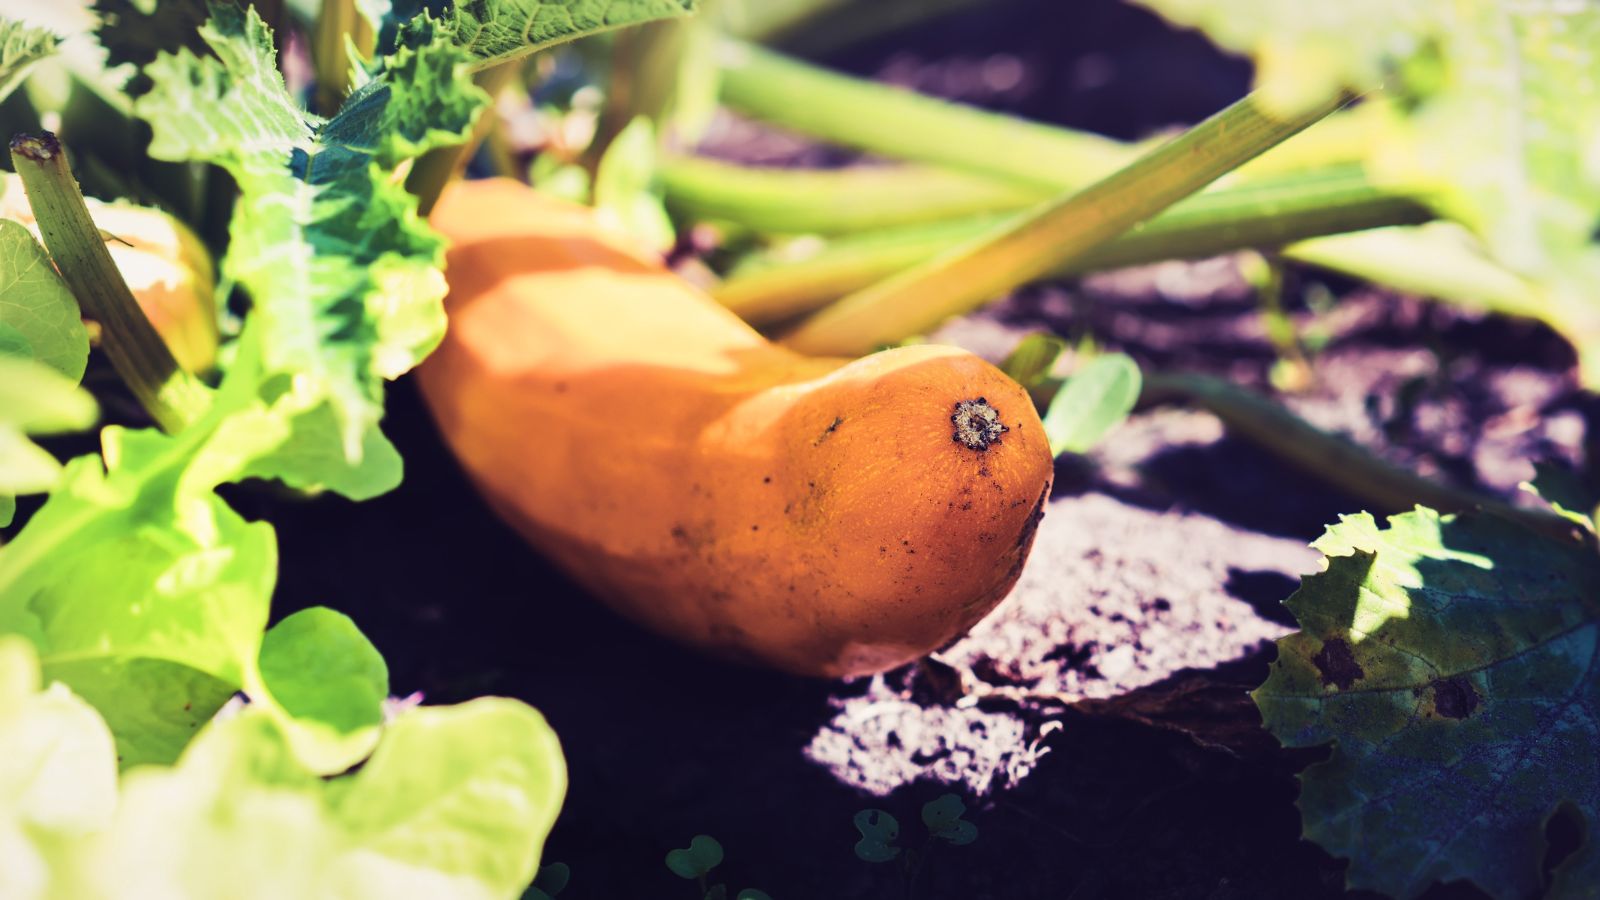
[135, 3, 485, 487]
[446, 0, 699, 68]
[0, 17, 58, 104]
[1255, 507, 1600, 899]
[1132, 0, 1600, 384]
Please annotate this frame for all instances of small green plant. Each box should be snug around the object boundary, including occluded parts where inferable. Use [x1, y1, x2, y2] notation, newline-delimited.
[1000, 333, 1142, 458]
[853, 793, 979, 898]
[523, 862, 571, 900]
[666, 834, 773, 900]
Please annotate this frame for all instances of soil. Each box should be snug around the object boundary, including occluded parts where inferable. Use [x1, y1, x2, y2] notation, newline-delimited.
[252, 1, 1589, 898]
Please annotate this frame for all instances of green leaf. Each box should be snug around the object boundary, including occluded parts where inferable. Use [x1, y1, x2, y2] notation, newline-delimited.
[0, 18, 58, 105]
[529, 153, 592, 204]
[593, 116, 675, 254]
[0, 357, 97, 436]
[1522, 461, 1599, 532]
[529, 861, 571, 897]
[851, 809, 900, 863]
[0, 436, 279, 768]
[1127, 0, 1422, 114]
[444, 0, 699, 69]
[1042, 353, 1141, 456]
[999, 332, 1067, 388]
[1133, 0, 1600, 385]
[1254, 507, 1600, 899]
[64, 699, 564, 899]
[921, 793, 977, 845]
[325, 699, 568, 895]
[0, 636, 117, 834]
[666, 834, 724, 879]
[240, 400, 404, 502]
[0, 355, 97, 527]
[135, 3, 486, 491]
[254, 608, 388, 775]
[0, 219, 89, 381]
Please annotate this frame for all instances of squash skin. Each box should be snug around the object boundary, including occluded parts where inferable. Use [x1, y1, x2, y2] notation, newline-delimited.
[417, 179, 1053, 677]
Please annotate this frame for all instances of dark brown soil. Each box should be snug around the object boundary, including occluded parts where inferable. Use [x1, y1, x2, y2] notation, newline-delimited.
[254, 2, 1591, 898]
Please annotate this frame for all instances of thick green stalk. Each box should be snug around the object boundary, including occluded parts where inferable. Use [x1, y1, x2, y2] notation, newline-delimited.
[780, 91, 1349, 355]
[715, 38, 1381, 193]
[716, 37, 1130, 191]
[716, 165, 1432, 325]
[10, 133, 210, 432]
[661, 154, 1040, 234]
[1140, 372, 1577, 543]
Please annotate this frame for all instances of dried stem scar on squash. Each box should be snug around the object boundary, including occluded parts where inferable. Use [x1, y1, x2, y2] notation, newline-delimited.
[417, 179, 1054, 677]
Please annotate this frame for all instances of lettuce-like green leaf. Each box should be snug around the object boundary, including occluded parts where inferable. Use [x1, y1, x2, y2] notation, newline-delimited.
[0, 637, 117, 900]
[1255, 508, 1600, 899]
[254, 608, 388, 774]
[0, 356, 96, 528]
[0, 385, 386, 772]
[80, 701, 565, 899]
[0, 638, 565, 900]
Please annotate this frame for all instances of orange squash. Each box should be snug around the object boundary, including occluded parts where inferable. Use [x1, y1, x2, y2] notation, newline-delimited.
[416, 179, 1053, 677]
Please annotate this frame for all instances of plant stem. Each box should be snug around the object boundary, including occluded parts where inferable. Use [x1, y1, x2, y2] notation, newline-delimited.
[715, 39, 1382, 192]
[779, 91, 1351, 355]
[716, 37, 1131, 191]
[406, 62, 519, 217]
[10, 133, 210, 432]
[662, 154, 1040, 234]
[1139, 372, 1578, 542]
[715, 165, 1432, 325]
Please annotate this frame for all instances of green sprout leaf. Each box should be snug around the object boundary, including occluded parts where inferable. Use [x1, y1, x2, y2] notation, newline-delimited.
[999, 332, 1067, 389]
[444, 0, 700, 69]
[254, 608, 388, 774]
[666, 834, 724, 879]
[0, 219, 89, 381]
[0, 17, 58, 105]
[1254, 507, 1600, 899]
[852, 809, 901, 863]
[921, 793, 978, 846]
[525, 861, 571, 899]
[1042, 353, 1141, 456]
